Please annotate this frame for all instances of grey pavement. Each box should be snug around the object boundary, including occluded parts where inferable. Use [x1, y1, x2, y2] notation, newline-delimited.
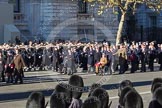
[0, 67, 162, 108]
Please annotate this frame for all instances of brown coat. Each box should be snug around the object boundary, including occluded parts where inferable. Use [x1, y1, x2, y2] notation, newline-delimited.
[12, 54, 26, 70]
[114, 48, 127, 60]
[100, 57, 108, 67]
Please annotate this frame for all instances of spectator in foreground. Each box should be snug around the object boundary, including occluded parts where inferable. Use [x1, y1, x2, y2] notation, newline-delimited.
[50, 93, 66, 108]
[54, 83, 72, 108]
[68, 75, 84, 108]
[82, 96, 101, 108]
[26, 92, 46, 108]
[118, 80, 133, 97]
[124, 89, 143, 108]
[88, 83, 101, 97]
[151, 78, 162, 94]
[89, 87, 111, 108]
[149, 78, 162, 108]
[149, 87, 162, 108]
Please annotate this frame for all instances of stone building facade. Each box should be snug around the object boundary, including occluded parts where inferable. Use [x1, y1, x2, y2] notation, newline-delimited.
[4, 0, 118, 42]
[2, 0, 162, 43]
[127, 4, 162, 43]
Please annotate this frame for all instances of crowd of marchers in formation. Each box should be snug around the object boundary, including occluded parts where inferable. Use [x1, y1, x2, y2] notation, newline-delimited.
[26, 76, 162, 108]
[0, 40, 162, 84]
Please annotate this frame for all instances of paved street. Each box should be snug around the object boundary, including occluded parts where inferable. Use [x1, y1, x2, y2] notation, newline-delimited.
[0, 67, 162, 108]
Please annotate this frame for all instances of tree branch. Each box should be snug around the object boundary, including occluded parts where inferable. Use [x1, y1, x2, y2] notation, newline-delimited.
[117, 0, 126, 13]
[119, 4, 126, 13]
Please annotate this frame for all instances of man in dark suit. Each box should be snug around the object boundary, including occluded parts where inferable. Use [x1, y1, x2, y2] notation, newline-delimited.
[87, 47, 94, 73]
[52, 47, 59, 72]
[12, 48, 26, 84]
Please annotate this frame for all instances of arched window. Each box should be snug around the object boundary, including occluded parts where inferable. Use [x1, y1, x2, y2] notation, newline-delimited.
[8, 0, 20, 12]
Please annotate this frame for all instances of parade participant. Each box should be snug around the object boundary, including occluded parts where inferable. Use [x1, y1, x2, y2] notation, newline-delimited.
[110, 45, 118, 73]
[72, 47, 80, 72]
[80, 46, 88, 71]
[52, 47, 59, 72]
[11, 48, 26, 84]
[94, 47, 101, 65]
[0, 40, 162, 78]
[114, 44, 127, 74]
[95, 53, 108, 75]
[5, 50, 14, 83]
[87, 46, 94, 73]
[57, 46, 64, 73]
[0, 51, 5, 82]
[1, 48, 7, 82]
[105, 46, 112, 74]
[139, 44, 147, 72]
[42, 47, 52, 70]
[33, 47, 43, 71]
[158, 44, 162, 71]
[66, 49, 75, 75]
[148, 43, 156, 71]
[129, 50, 137, 73]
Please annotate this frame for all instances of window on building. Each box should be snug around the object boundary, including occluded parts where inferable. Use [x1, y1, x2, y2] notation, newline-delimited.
[78, 0, 87, 13]
[8, 0, 20, 12]
[149, 16, 157, 41]
[150, 16, 157, 27]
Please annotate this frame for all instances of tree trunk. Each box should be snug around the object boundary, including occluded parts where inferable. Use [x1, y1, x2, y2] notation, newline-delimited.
[116, 12, 126, 45]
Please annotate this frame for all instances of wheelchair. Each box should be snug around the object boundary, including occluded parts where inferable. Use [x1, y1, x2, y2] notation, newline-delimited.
[98, 65, 109, 76]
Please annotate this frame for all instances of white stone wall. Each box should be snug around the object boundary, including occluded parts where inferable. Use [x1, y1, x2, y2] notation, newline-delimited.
[17, 0, 119, 42]
[0, 3, 13, 43]
[40, 0, 78, 41]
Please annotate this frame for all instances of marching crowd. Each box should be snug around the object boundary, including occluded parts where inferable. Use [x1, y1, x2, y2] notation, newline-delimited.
[0, 40, 162, 84]
[26, 76, 162, 108]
